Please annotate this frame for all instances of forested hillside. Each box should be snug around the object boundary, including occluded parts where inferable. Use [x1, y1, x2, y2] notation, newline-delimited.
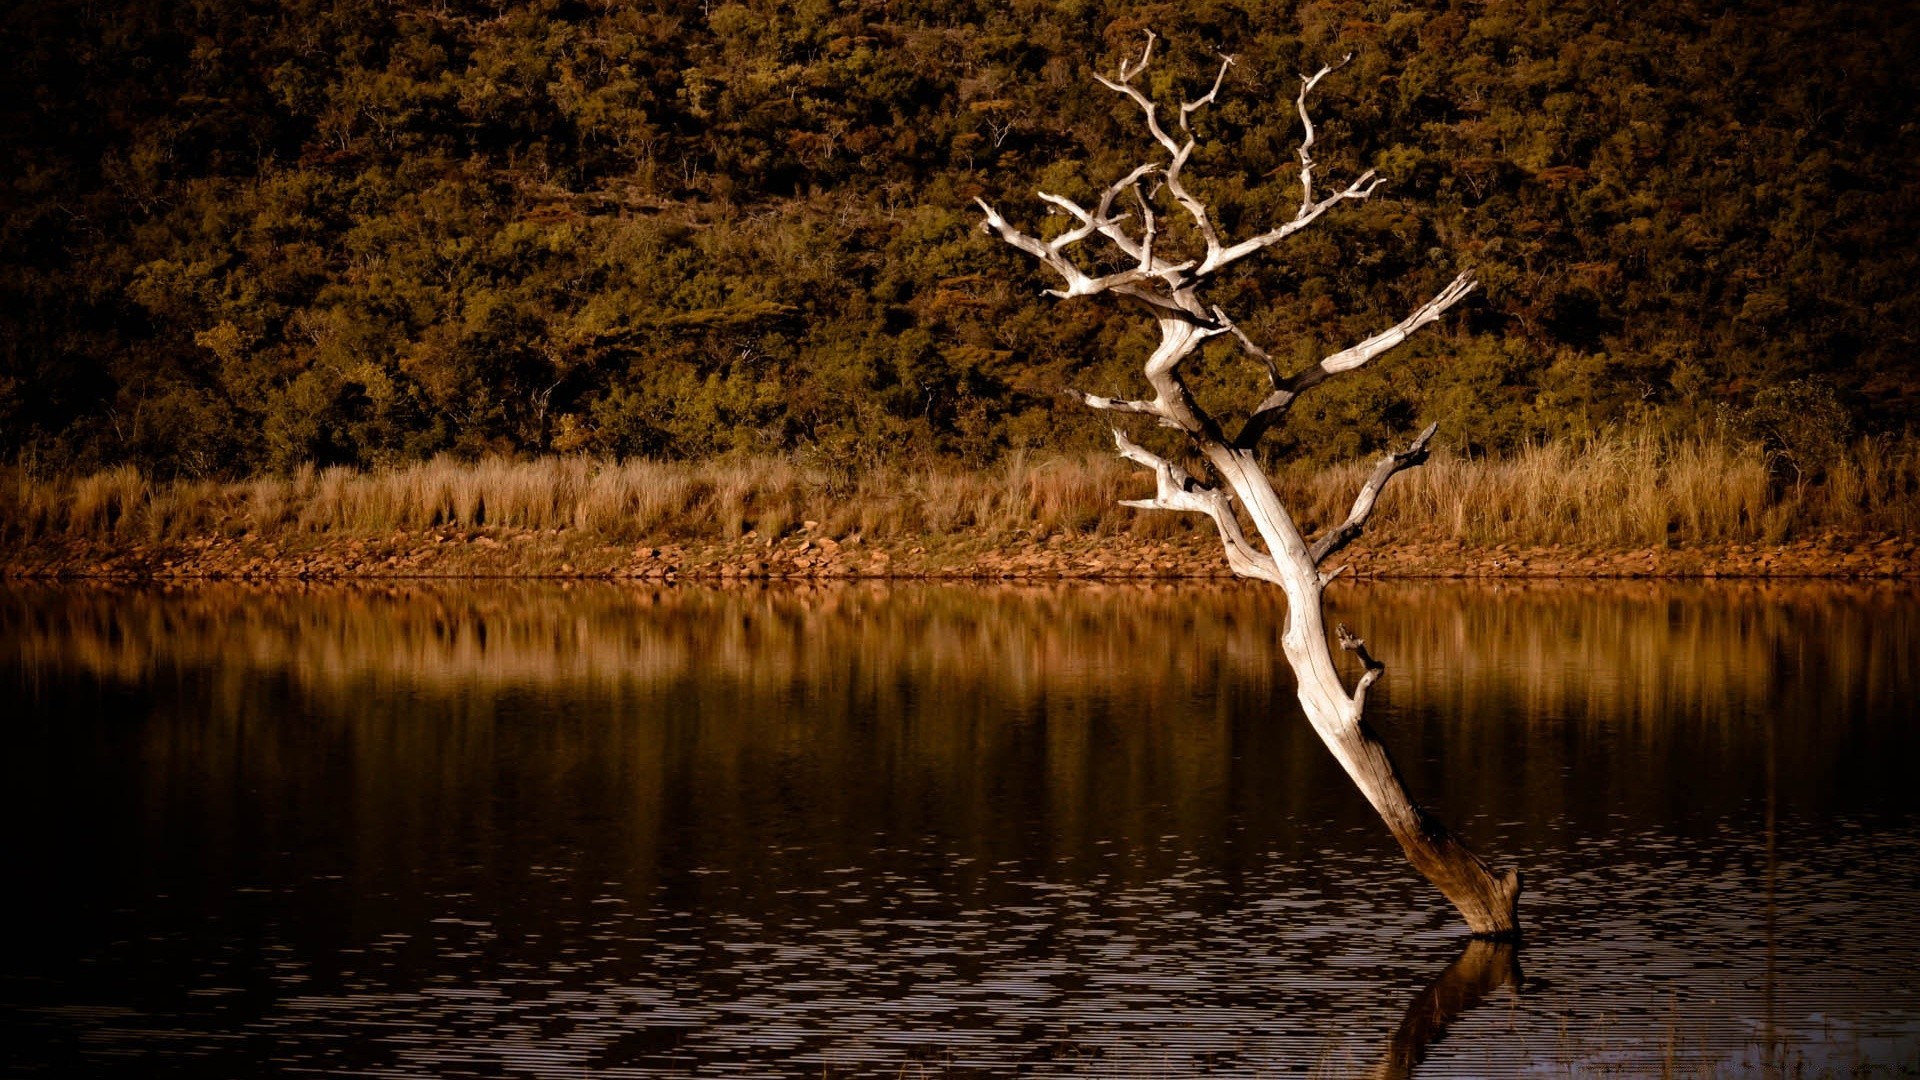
[3, 0, 1914, 478]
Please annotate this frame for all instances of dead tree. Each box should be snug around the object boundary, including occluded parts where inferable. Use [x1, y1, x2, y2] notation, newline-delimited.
[975, 33, 1519, 936]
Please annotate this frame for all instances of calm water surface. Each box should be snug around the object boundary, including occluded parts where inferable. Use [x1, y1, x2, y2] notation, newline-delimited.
[3, 581, 1917, 1077]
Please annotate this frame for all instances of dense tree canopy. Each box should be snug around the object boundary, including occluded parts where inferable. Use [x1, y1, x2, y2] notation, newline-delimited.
[2, 0, 1914, 476]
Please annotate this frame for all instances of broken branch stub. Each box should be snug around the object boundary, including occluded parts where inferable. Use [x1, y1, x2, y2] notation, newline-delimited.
[974, 32, 1517, 937]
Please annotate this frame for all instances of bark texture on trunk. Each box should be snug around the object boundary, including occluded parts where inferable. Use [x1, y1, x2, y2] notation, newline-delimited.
[976, 30, 1521, 936]
[1313, 710, 1522, 936]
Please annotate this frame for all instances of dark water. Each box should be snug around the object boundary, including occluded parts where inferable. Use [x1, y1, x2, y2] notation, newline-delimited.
[3, 581, 1917, 1077]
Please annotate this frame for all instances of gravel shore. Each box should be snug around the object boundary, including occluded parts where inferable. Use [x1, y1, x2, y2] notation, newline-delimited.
[5, 528, 1912, 582]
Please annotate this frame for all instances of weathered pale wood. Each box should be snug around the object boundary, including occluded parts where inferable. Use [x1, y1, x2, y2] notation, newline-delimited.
[1310, 423, 1439, 566]
[1234, 273, 1478, 448]
[977, 31, 1519, 936]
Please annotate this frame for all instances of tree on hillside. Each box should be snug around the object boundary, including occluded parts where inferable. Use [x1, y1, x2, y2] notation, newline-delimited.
[976, 32, 1519, 936]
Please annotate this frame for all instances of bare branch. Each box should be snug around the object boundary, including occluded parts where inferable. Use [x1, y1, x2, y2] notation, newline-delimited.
[1069, 388, 1169, 423]
[1035, 161, 1158, 258]
[1335, 621, 1382, 668]
[974, 196, 1090, 289]
[1167, 51, 1372, 275]
[1323, 271, 1477, 375]
[1336, 621, 1386, 713]
[1117, 28, 1156, 83]
[1294, 54, 1352, 217]
[1035, 193, 1123, 252]
[1180, 54, 1237, 135]
[1110, 426, 1203, 501]
[1309, 422, 1439, 566]
[1070, 265, 1186, 298]
[1112, 428, 1278, 580]
[1235, 271, 1476, 448]
[1092, 34, 1181, 158]
[1130, 183, 1159, 274]
[976, 196, 1194, 306]
[1205, 168, 1383, 273]
[1210, 305, 1282, 388]
[1094, 33, 1228, 274]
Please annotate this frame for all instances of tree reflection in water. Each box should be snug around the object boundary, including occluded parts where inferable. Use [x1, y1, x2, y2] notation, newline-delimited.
[1374, 940, 1521, 1080]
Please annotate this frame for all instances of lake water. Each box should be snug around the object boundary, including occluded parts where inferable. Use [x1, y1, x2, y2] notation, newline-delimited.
[3, 581, 1917, 1077]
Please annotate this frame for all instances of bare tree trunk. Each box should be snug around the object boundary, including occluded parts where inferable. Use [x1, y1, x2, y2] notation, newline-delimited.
[1301, 697, 1522, 937]
[1208, 428, 1520, 936]
[976, 31, 1520, 936]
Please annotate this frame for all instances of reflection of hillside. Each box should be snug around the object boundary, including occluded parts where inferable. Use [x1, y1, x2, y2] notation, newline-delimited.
[7, 581, 1913, 866]
[4, 581, 1301, 694]
[1330, 581, 1916, 733]
[3, 583, 1295, 896]
[7, 581, 1911, 713]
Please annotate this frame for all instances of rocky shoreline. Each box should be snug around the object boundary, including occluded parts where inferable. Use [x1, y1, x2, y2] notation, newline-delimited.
[3, 526, 1912, 583]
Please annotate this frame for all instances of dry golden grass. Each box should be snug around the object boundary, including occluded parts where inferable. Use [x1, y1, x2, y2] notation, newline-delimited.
[5, 430, 1916, 550]
[1346, 430, 1920, 547]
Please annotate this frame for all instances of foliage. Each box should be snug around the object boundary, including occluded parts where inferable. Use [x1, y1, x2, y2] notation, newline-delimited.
[2, 0, 1915, 477]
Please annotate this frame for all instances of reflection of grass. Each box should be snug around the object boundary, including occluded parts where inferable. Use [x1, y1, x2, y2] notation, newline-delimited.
[6, 429, 1917, 548]
[0, 580, 1297, 693]
[10, 579, 1911, 766]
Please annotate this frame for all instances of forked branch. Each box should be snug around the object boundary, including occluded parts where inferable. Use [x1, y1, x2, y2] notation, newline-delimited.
[1236, 271, 1476, 448]
[1193, 52, 1384, 275]
[1337, 622, 1386, 714]
[976, 31, 1406, 317]
[1093, 32, 1233, 271]
[1113, 429, 1278, 580]
[1310, 422, 1439, 566]
[1294, 54, 1352, 217]
[1034, 161, 1157, 260]
[975, 197, 1192, 304]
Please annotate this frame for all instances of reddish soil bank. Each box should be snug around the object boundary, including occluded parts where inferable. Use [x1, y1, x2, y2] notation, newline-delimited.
[3, 528, 1912, 582]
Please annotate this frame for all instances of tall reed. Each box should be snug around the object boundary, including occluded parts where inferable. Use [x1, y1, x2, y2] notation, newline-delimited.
[5, 429, 1915, 549]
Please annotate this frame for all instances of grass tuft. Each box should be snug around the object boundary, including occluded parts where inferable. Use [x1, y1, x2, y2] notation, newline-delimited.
[5, 429, 1915, 551]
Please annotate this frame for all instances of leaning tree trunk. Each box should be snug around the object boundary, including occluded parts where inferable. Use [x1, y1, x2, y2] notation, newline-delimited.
[976, 31, 1520, 936]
